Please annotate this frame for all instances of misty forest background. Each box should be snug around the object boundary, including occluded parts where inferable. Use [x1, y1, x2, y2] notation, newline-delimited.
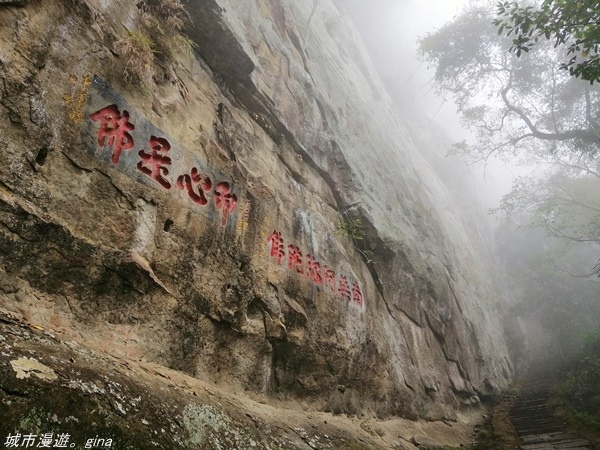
[345, 0, 600, 431]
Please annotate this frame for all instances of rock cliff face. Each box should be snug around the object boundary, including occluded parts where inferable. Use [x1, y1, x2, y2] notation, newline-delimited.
[0, 0, 513, 443]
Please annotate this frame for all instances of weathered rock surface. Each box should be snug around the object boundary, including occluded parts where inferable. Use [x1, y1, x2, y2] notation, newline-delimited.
[0, 310, 480, 449]
[0, 0, 513, 444]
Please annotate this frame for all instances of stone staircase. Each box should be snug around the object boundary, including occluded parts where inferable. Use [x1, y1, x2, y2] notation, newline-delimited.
[510, 380, 594, 449]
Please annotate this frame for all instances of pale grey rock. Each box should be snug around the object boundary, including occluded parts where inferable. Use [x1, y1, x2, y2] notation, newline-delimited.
[0, 0, 513, 435]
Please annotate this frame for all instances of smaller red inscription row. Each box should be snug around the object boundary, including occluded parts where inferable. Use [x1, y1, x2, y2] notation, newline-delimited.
[267, 230, 364, 308]
[214, 182, 238, 226]
[90, 105, 237, 226]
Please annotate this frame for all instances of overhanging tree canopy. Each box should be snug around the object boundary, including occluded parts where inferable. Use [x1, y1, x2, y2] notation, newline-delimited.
[418, 4, 600, 161]
[418, 2, 600, 273]
[494, 0, 600, 84]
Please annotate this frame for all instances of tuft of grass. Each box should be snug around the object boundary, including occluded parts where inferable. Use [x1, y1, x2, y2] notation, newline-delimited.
[115, 30, 156, 85]
[140, 0, 196, 59]
[141, 0, 188, 33]
[116, 0, 195, 86]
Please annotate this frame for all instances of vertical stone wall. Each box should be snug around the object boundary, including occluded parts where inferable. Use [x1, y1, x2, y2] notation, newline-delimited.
[0, 0, 512, 421]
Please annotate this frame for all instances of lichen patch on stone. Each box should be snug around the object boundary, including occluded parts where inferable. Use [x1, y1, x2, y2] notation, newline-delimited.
[10, 357, 58, 381]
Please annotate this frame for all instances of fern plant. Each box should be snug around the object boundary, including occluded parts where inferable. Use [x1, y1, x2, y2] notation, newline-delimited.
[336, 218, 366, 241]
[335, 216, 374, 263]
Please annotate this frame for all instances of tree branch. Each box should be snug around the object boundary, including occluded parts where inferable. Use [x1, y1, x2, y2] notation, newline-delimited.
[552, 262, 597, 278]
[549, 196, 600, 213]
[532, 155, 600, 180]
[545, 221, 600, 243]
[584, 85, 600, 132]
[501, 71, 600, 145]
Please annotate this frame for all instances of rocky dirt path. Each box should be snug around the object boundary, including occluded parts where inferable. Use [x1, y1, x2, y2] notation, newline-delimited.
[0, 308, 482, 450]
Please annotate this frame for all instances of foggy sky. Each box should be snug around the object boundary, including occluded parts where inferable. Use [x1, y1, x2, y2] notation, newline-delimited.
[341, 0, 516, 208]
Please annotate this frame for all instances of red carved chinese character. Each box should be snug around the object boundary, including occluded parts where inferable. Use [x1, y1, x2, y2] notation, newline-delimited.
[323, 266, 336, 293]
[137, 136, 172, 189]
[214, 182, 238, 226]
[89, 104, 135, 164]
[267, 230, 285, 264]
[177, 168, 212, 205]
[306, 255, 323, 285]
[288, 245, 304, 274]
[338, 275, 351, 301]
[352, 282, 364, 307]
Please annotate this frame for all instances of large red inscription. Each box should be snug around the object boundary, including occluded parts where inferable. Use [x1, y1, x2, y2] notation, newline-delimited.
[89, 97, 362, 308]
[89, 104, 237, 226]
[89, 105, 135, 164]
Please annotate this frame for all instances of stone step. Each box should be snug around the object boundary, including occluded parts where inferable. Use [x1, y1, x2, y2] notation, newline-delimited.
[510, 380, 593, 449]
